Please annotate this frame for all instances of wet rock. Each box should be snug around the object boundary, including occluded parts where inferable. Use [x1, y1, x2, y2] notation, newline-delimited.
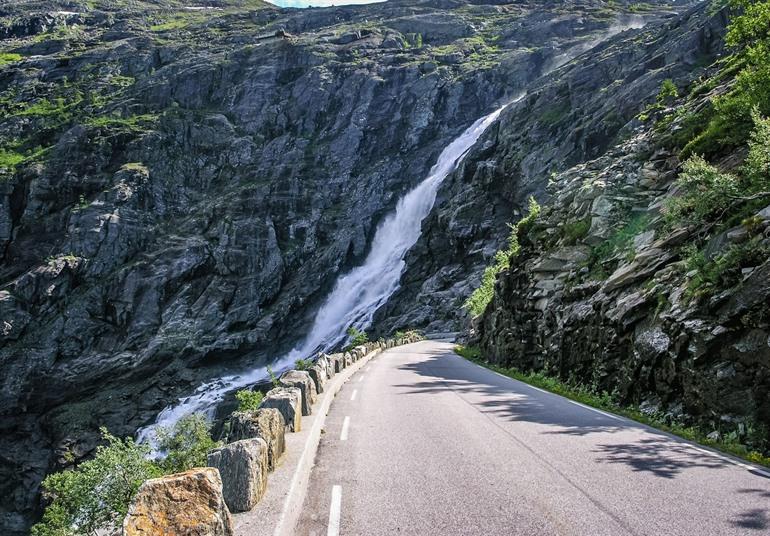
[123, 468, 233, 536]
[207, 439, 269, 513]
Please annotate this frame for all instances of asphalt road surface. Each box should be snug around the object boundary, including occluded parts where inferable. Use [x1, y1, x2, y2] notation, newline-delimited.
[296, 340, 770, 535]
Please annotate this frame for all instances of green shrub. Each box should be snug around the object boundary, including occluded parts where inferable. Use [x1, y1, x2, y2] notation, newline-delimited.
[667, 110, 770, 229]
[394, 329, 423, 340]
[294, 358, 312, 370]
[664, 155, 739, 226]
[155, 414, 220, 474]
[0, 52, 23, 67]
[464, 197, 540, 316]
[680, 0, 770, 157]
[683, 237, 769, 299]
[31, 429, 160, 536]
[0, 148, 24, 171]
[235, 389, 264, 412]
[345, 326, 368, 349]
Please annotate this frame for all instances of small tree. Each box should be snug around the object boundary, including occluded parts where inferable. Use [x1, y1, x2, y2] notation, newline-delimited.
[31, 429, 160, 536]
[235, 389, 264, 412]
[155, 414, 220, 474]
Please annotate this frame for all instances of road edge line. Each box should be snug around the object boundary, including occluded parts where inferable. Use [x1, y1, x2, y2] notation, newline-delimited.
[272, 348, 380, 536]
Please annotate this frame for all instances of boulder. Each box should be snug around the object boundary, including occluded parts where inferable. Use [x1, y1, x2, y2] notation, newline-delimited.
[207, 439, 269, 513]
[228, 408, 285, 471]
[343, 352, 353, 367]
[123, 468, 233, 536]
[308, 364, 326, 394]
[316, 353, 332, 379]
[331, 353, 344, 372]
[260, 387, 302, 432]
[279, 370, 317, 416]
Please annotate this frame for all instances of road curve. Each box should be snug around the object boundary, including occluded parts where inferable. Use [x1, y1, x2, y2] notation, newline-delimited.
[296, 340, 770, 535]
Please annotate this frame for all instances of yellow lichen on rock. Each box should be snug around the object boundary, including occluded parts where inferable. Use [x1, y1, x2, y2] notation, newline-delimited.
[123, 467, 233, 536]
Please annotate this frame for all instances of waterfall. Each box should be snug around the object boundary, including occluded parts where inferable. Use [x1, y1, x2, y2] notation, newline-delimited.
[136, 105, 507, 445]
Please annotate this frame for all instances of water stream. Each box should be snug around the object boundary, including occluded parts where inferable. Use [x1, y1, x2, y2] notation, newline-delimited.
[136, 15, 653, 445]
[137, 104, 508, 444]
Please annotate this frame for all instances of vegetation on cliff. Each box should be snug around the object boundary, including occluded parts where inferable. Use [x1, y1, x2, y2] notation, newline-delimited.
[470, 0, 770, 462]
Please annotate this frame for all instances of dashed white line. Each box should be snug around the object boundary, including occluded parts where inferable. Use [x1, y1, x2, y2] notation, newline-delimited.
[340, 416, 350, 441]
[358, 375, 365, 382]
[327, 485, 342, 536]
[351, 389, 358, 401]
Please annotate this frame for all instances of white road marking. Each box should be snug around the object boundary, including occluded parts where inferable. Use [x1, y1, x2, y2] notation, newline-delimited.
[470, 359, 770, 477]
[327, 485, 342, 536]
[340, 416, 350, 441]
[358, 375, 365, 382]
[351, 389, 358, 401]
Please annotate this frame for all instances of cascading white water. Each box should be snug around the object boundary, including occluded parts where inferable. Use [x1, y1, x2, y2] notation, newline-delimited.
[136, 105, 507, 445]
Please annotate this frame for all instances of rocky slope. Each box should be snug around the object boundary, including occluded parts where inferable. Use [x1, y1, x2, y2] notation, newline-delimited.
[0, 0, 682, 532]
[377, 1, 728, 333]
[382, 0, 769, 459]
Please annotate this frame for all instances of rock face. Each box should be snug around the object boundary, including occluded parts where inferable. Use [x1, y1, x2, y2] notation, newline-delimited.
[377, 3, 728, 334]
[260, 387, 302, 432]
[279, 370, 317, 416]
[123, 468, 233, 536]
[228, 409, 286, 471]
[0, 0, 697, 531]
[207, 439, 269, 513]
[474, 121, 770, 445]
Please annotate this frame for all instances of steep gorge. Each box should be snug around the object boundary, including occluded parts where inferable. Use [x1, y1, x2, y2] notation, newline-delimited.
[0, 0, 749, 532]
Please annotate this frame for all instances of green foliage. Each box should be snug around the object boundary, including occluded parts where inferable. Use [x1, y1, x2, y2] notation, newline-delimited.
[0, 52, 23, 67]
[155, 414, 220, 474]
[266, 365, 280, 388]
[84, 113, 158, 131]
[667, 111, 770, 228]
[639, 79, 680, 121]
[587, 213, 650, 272]
[393, 329, 423, 341]
[664, 155, 740, 226]
[294, 358, 312, 370]
[345, 326, 369, 349]
[679, 0, 770, 157]
[235, 389, 264, 412]
[561, 217, 591, 245]
[455, 346, 770, 467]
[658, 79, 679, 103]
[682, 237, 769, 299]
[31, 429, 160, 536]
[464, 197, 541, 316]
[0, 148, 24, 170]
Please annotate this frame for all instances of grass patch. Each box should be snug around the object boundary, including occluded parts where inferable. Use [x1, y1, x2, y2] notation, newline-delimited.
[0, 52, 23, 67]
[84, 113, 159, 130]
[455, 345, 770, 468]
[0, 148, 25, 170]
[464, 197, 541, 317]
